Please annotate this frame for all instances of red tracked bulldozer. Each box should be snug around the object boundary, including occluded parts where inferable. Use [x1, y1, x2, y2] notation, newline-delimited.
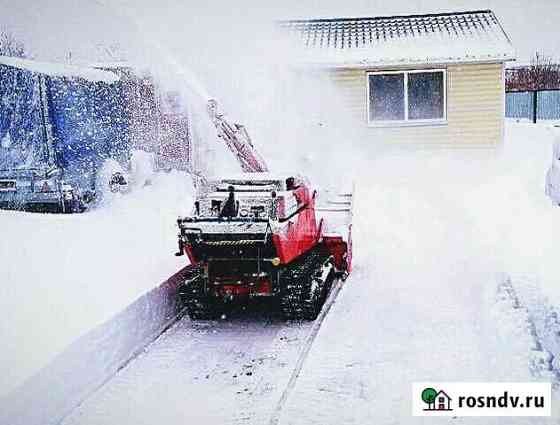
[174, 100, 352, 320]
[175, 173, 352, 320]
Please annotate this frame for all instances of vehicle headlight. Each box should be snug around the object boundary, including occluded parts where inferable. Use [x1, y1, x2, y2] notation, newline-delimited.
[239, 208, 249, 217]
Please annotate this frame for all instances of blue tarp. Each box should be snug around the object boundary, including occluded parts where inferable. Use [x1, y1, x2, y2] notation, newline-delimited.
[0, 61, 130, 193]
[45, 74, 130, 190]
[0, 64, 49, 171]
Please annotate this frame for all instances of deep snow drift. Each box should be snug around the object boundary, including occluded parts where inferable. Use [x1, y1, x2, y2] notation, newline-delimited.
[0, 169, 194, 398]
[276, 122, 560, 424]
[37, 121, 560, 425]
[2, 121, 560, 425]
[274, 124, 560, 424]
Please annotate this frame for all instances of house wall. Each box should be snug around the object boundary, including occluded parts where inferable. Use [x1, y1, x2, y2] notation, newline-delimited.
[328, 62, 505, 147]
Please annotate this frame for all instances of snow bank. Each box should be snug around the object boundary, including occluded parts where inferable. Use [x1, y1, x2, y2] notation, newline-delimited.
[0, 102, 558, 425]
[0, 56, 119, 83]
[276, 121, 560, 424]
[461, 123, 560, 305]
[0, 266, 191, 425]
[0, 170, 194, 399]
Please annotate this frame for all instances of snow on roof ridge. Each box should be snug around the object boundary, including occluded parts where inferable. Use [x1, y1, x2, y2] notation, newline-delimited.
[0, 56, 120, 84]
[279, 9, 496, 23]
[279, 9, 516, 66]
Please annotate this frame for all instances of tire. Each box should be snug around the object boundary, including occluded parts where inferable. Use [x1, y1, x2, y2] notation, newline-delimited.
[63, 198, 81, 214]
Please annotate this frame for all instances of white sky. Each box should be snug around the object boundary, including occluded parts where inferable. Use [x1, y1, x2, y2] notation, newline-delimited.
[1, 0, 559, 64]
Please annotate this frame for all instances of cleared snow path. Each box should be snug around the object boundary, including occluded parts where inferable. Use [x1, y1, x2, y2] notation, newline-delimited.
[61, 305, 315, 425]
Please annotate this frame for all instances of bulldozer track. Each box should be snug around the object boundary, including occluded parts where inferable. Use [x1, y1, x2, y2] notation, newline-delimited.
[279, 248, 332, 320]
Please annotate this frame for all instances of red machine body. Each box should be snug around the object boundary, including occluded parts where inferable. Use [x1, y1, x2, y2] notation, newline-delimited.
[176, 173, 352, 319]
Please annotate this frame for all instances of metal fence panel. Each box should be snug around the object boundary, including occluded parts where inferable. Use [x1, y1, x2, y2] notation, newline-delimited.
[506, 91, 533, 119]
[537, 90, 560, 120]
[506, 90, 560, 120]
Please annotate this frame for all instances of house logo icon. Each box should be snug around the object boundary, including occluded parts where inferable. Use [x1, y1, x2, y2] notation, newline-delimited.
[422, 387, 453, 411]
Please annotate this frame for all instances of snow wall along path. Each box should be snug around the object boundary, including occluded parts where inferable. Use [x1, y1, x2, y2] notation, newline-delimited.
[0, 266, 192, 425]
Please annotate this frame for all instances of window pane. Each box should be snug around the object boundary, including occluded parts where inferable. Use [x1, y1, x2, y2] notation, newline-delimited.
[407, 72, 444, 120]
[369, 74, 405, 121]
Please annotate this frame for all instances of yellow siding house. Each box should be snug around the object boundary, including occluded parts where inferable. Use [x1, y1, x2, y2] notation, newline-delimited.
[280, 10, 516, 147]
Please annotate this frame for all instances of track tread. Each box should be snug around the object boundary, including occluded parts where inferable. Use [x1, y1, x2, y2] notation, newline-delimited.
[280, 248, 333, 321]
[179, 266, 220, 320]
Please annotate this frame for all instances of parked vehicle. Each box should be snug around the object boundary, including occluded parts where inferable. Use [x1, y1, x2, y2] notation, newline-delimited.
[0, 57, 130, 212]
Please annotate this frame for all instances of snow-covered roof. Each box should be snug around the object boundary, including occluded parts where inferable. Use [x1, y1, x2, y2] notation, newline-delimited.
[0, 56, 119, 83]
[279, 10, 516, 68]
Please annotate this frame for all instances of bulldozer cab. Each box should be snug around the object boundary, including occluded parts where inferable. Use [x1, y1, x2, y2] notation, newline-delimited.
[193, 173, 308, 221]
[199, 174, 306, 194]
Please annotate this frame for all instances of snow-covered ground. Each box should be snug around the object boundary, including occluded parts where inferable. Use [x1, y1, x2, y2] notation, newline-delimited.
[0, 170, 194, 398]
[462, 123, 560, 306]
[61, 308, 315, 425]
[15, 121, 554, 424]
[275, 121, 560, 424]
[2, 121, 560, 424]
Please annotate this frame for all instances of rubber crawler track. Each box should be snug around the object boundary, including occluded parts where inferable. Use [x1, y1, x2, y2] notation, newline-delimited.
[279, 247, 332, 320]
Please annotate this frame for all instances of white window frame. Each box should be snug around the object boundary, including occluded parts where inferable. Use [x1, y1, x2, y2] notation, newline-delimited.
[366, 69, 448, 127]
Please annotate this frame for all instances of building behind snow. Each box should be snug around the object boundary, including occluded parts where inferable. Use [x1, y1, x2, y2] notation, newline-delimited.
[280, 10, 516, 147]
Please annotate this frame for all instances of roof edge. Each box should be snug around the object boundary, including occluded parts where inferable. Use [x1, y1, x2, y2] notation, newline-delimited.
[289, 56, 516, 70]
[278, 9, 494, 24]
